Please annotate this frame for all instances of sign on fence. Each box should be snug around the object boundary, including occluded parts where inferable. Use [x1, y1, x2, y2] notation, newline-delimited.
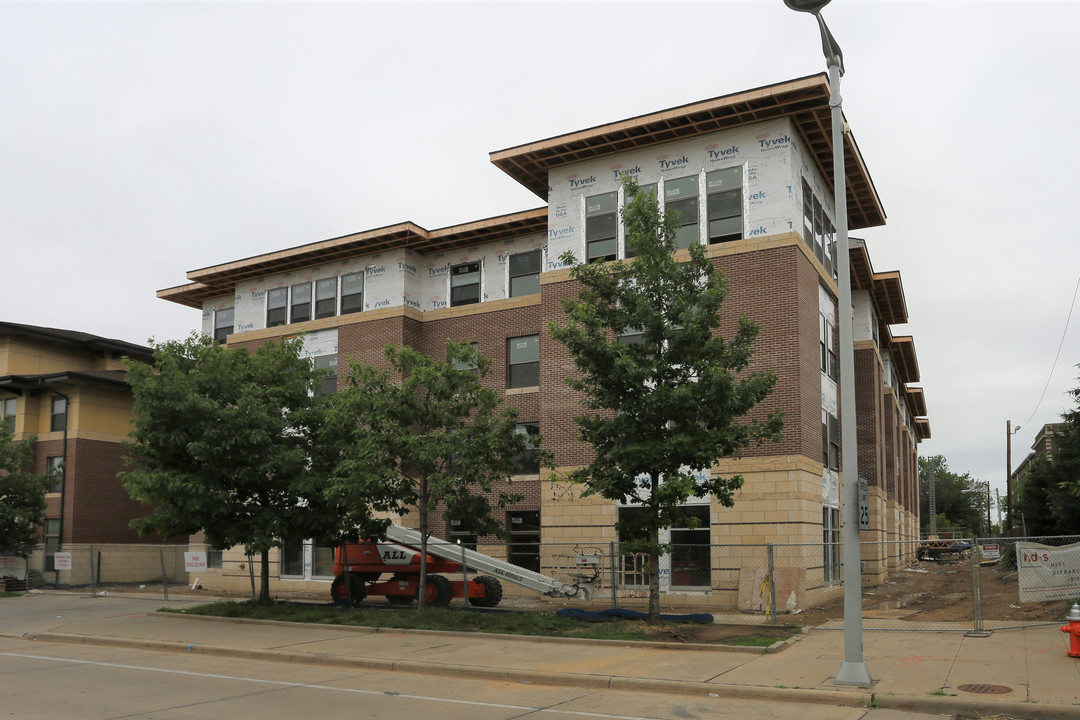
[0, 555, 27, 580]
[53, 552, 72, 571]
[1017, 541, 1080, 602]
[981, 544, 1000, 560]
[184, 552, 207, 572]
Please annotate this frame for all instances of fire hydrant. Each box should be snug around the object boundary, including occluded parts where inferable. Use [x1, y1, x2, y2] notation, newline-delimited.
[1061, 603, 1080, 658]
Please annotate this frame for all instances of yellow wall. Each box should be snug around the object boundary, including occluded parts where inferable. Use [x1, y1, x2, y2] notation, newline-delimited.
[0, 338, 129, 375]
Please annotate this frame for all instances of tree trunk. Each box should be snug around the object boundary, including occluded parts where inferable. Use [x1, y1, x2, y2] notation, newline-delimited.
[417, 482, 428, 610]
[648, 528, 661, 622]
[259, 548, 271, 603]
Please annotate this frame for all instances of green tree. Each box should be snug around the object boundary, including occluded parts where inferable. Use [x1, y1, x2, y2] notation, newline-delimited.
[319, 342, 536, 608]
[549, 177, 783, 620]
[918, 455, 988, 537]
[123, 334, 336, 602]
[1015, 372, 1080, 535]
[0, 430, 52, 557]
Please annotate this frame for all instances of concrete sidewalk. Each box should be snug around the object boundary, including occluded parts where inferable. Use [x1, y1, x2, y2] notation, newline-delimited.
[6, 592, 1080, 719]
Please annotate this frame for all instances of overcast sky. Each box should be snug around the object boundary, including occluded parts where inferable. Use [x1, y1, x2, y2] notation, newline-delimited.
[3, 0, 1078, 509]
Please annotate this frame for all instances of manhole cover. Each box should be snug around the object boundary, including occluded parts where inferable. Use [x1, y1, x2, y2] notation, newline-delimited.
[957, 683, 1013, 694]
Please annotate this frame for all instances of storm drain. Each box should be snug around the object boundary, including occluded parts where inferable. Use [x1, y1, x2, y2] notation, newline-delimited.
[957, 683, 1013, 694]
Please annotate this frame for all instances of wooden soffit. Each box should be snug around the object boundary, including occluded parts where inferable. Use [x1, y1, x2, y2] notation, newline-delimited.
[490, 73, 885, 231]
[905, 385, 927, 418]
[159, 208, 548, 309]
[914, 417, 932, 441]
[849, 241, 907, 326]
[890, 335, 920, 384]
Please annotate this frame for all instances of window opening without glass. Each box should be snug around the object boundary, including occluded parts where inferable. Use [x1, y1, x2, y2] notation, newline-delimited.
[450, 262, 481, 307]
[507, 335, 539, 388]
[586, 191, 617, 262]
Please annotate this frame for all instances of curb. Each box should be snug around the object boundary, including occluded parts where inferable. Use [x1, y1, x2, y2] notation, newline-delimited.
[11, 630, 1079, 719]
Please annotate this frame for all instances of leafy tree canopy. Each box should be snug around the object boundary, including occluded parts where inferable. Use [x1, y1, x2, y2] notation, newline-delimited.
[0, 430, 52, 557]
[123, 334, 336, 601]
[1015, 371, 1080, 535]
[317, 341, 538, 607]
[549, 177, 783, 618]
[918, 455, 990, 537]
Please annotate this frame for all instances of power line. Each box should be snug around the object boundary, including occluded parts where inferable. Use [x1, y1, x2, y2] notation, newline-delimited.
[1022, 272, 1080, 428]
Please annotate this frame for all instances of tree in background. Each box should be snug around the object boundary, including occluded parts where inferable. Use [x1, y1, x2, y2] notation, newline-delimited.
[123, 334, 337, 602]
[317, 342, 536, 609]
[1015, 371, 1080, 535]
[0, 430, 52, 557]
[918, 455, 990, 536]
[549, 177, 783, 621]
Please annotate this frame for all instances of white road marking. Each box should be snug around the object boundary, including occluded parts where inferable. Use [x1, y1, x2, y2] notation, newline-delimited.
[0, 650, 674, 720]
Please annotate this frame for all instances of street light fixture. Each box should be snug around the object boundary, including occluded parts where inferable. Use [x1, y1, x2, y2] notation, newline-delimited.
[784, 0, 872, 688]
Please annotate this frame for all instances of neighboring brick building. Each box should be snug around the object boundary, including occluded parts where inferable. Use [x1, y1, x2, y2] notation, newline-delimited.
[160, 74, 930, 605]
[0, 322, 177, 581]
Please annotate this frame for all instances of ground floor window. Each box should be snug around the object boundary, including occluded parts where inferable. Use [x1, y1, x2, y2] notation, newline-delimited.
[507, 510, 540, 573]
[618, 503, 711, 591]
[280, 538, 335, 579]
[823, 506, 841, 586]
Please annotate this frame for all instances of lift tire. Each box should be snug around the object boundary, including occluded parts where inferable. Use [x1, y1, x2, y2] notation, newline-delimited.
[468, 575, 503, 608]
[330, 574, 366, 605]
[426, 575, 453, 607]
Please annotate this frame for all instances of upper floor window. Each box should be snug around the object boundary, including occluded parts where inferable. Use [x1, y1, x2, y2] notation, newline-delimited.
[623, 183, 656, 259]
[706, 167, 742, 244]
[47, 455, 64, 494]
[507, 335, 539, 388]
[291, 283, 312, 323]
[450, 262, 481, 307]
[341, 272, 364, 315]
[314, 278, 338, 319]
[664, 176, 699, 250]
[585, 191, 617, 262]
[267, 287, 288, 328]
[313, 355, 338, 395]
[213, 307, 234, 344]
[819, 313, 837, 381]
[451, 342, 480, 373]
[802, 179, 837, 280]
[509, 250, 542, 298]
[513, 422, 540, 474]
[50, 396, 67, 433]
[1, 397, 15, 434]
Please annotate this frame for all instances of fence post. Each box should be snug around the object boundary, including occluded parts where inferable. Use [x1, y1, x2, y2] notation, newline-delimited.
[158, 546, 169, 601]
[89, 545, 96, 596]
[247, 549, 256, 601]
[461, 544, 469, 607]
[767, 544, 777, 625]
[609, 541, 618, 609]
[966, 537, 990, 637]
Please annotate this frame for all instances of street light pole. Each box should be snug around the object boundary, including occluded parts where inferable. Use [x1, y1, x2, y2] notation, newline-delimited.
[784, 0, 871, 688]
[1006, 421, 1020, 530]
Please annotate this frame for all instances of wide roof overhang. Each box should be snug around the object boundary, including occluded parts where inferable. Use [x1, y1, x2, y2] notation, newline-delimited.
[490, 73, 885, 231]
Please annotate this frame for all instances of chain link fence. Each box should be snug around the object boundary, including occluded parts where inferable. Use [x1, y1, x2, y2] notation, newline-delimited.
[4, 536, 1078, 634]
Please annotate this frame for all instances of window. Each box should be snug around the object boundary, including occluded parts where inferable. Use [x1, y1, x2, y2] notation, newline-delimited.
[266, 287, 288, 327]
[507, 335, 539, 388]
[47, 456, 63, 494]
[585, 191, 617, 262]
[670, 505, 711, 589]
[451, 342, 479, 373]
[507, 510, 540, 573]
[513, 423, 540, 474]
[450, 262, 481, 307]
[314, 278, 338, 319]
[314, 355, 338, 395]
[664, 176, 699, 250]
[1, 397, 15, 434]
[623, 183, 656, 259]
[509, 250, 541, 298]
[706, 167, 742, 243]
[291, 283, 312, 323]
[820, 313, 837, 380]
[341, 272, 364, 315]
[213, 307, 234, 344]
[44, 519, 61, 571]
[50, 396, 66, 433]
[448, 520, 478, 551]
[617, 329, 645, 346]
[823, 507, 841, 585]
[207, 549, 223, 569]
[821, 411, 839, 471]
[280, 538, 304, 576]
[802, 179, 837, 280]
